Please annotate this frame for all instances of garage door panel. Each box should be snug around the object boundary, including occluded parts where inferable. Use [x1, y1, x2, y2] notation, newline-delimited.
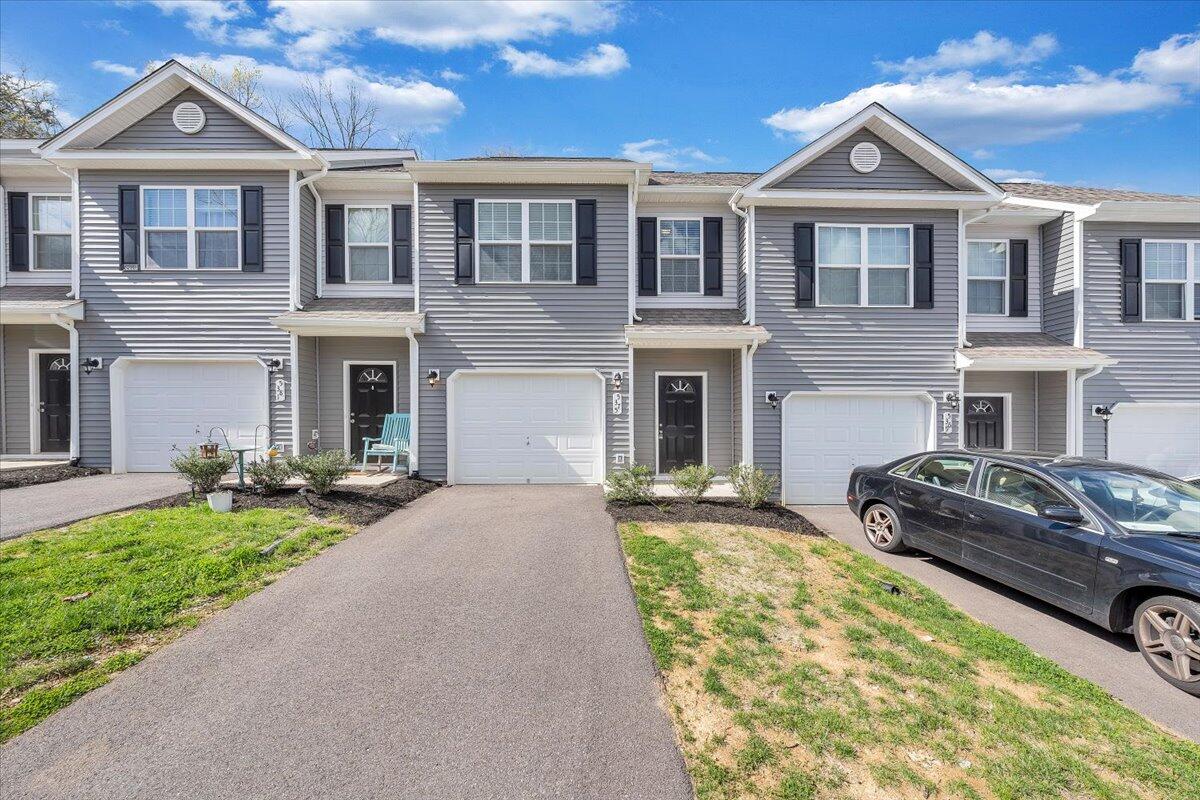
[1109, 403, 1200, 478]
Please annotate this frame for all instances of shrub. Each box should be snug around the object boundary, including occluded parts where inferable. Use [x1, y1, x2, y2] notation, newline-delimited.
[170, 447, 235, 495]
[246, 457, 293, 495]
[286, 450, 352, 495]
[605, 464, 655, 503]
[669, 463, 717, 503]
[729, 463, 779, 509]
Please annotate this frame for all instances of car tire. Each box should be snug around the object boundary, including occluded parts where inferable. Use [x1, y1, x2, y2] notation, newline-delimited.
[1132, 595, 1200, 696]
[861, 503, 908, 553]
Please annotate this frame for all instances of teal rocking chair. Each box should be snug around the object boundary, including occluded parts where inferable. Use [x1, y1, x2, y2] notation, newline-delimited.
[360, 413, 411, 473]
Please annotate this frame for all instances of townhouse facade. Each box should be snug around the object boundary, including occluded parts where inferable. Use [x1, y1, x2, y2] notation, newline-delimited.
[1, 62, 1197, 501]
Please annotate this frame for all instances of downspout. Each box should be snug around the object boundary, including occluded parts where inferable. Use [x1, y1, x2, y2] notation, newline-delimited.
[1071, 206, 1099, 348]
[729, 189, 753, 325]
[1, 184, 8, 288]
[53, 165, 80, 300]
[49, 313, 79, 462]
[1072, 364, 1106, 456]
[629, 170, 641, 323]
[289, 333, 300, 455]
[412, 181, 420, 312]
[957, 202, 1004, 348]
[294, 161, 330, 309]
[404, 326, 419, 475]
[741, 337, 760, 465]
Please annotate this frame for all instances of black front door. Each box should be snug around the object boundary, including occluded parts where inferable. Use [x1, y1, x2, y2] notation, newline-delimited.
[39, 353, 71, 452]
[965, 395, 1005, 449]
[349, 363, 394, 458]
[658, 374, 703, 472]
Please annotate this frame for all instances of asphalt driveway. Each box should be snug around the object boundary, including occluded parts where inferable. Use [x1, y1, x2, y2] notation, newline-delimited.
[1, 485, 691, 800]
[796, 504, 1200, 743]
[0, 473, 187, 539]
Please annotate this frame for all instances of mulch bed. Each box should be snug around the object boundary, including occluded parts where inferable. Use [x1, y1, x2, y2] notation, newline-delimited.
[135, 477, 441, 527]
[607, 498, 824, 536]
[0, 464, 104, 491]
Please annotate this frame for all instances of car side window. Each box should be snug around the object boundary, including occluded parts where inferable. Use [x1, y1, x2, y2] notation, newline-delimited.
[982, 464, 1070, 515]
[889, 456, 922, 477]
[910, 457, 975, 492]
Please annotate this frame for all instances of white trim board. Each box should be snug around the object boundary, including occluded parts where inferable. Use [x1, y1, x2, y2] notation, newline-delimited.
[27, 348, 69, 455]
[653, 370, 709, 476]
[342, 359, 399, 456]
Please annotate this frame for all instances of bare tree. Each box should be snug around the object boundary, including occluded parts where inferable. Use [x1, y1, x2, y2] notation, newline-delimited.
[288, 76, 380, 149]
[188, 60, 263, 111]
[0, 67, 62, 138]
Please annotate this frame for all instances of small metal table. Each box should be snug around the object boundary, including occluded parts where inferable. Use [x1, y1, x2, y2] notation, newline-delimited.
[226, 446, 258, 490]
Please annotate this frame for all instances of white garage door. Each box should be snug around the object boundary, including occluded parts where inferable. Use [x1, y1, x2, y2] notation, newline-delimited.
[782, 393, 931, 504]
[451, 371, 603, 484]
[1109, 403, 1200, 478]
[121, 360, 268, 472]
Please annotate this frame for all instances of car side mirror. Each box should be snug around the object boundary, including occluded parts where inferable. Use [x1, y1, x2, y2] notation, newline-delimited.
[1040, 505, 1086, 525]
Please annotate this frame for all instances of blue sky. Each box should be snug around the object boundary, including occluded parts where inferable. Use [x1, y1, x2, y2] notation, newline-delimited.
[3, 1, 1199, 192]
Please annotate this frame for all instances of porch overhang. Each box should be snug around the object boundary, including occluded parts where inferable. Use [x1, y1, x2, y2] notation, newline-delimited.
[0, 288, 84, 324]
[625, 324, 770, 349]
[956, 332, 1115, 371]
[271, 311, 425, 337]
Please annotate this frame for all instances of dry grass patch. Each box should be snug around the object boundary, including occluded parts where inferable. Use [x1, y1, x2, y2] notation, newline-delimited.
[619, 521, 1200, 800]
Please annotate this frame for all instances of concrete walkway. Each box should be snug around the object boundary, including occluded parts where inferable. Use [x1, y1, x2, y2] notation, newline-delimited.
[0, 473, 188, 539]
[1, 486, 692, 800]
[796, 504, 1200, 743]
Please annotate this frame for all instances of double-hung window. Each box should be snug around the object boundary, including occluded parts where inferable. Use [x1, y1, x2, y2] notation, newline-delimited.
[346, 206, 390, 282]
[967, 240, 1007, 315]
[143, 187, 239, 270]
[658, 219, 702, 294]
[1143, 240, 1198, 321]
[816, 224, 912, 307]
[30, 195, 72, 270]
[477, 200, 574, 283]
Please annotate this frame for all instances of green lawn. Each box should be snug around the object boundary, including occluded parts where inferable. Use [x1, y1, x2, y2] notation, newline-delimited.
[620, 521, 1200, 800]
[0, 504, 351, 742]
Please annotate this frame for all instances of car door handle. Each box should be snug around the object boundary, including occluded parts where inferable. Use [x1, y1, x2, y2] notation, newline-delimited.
[965, 510, 986, 522]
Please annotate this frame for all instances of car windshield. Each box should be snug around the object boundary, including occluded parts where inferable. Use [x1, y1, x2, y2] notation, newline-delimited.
[1055, 468, 1200, 534]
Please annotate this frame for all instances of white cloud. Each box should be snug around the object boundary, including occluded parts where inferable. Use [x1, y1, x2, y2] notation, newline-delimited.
[984, 168, 1048, 183]
[764, 32, 1196, 149]
[439, 69, 466, 82]
[92, 60, 140, 79]
[619, 138, 722, 170]
[1132, 31, 1200, 89]
[499, 43, 628, 78]
[878, 31, 1059, 77]
[972, 148, 994, 160]
[149, 1, 252, 44]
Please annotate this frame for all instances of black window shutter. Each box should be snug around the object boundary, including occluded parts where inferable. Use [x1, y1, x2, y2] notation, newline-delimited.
[117, 185, 139, 270]
[1008, 239, 1028, 317]
[575, 199, 597, 285]
[793, 223, 814, 308]
[325, 204, 345, 283]
[1120, 238, 1141, 322]
[7, 192, 29, 271]
[454, 199, 474, 285]
[637, 217, 657, 296]
[392, 204, 412, 284]
[913, 224, 934, 308]
[703, 216, 723, 296]
[241, 186, 263, 272]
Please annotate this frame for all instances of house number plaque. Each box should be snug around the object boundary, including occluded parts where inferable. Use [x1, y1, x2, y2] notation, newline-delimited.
[274, 377, 287, 403]
[941, 411, 955, 435]
[612, 392, 623, 415]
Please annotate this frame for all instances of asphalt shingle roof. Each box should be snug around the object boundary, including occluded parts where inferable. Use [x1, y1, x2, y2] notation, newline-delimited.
[999, 182, 1200, 204]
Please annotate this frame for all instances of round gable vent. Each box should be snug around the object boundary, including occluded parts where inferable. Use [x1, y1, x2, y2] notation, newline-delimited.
[849, 141, 881, 174]
[172, 102, 206, 134]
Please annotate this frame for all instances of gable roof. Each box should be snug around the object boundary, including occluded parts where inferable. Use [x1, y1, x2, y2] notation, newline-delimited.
[1000, 182, 1199, 204]
[38, 60, 316, 158]
[743, 103, 1003, 198]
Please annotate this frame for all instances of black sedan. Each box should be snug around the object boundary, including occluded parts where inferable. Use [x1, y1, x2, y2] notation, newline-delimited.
[847, 451, 1200, 696]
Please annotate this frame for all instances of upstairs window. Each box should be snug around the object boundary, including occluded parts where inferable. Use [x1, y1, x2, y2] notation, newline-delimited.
[143, 187, 239, 270]
[816, 224, 912, 307]
[31, 195, 72, 270]
[346, 207, 390, 282]
[1143, 240, 1197, 321]
[477, 200, 574, 283]
[967, 240, 1007, 315]
[658, 219, 702, 294]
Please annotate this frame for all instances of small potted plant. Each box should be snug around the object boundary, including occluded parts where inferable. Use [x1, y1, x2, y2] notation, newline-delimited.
[171, 447, 237, 512]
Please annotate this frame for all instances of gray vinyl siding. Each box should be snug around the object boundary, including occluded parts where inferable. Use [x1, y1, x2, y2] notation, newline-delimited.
[737, 214, 748, 316]
[752, 208, 960, 481]
[964, 223, 1042, 332]
[296, 335, 318, 452]
[99, 89, 283, 150]
[76, 170, 292, 467]
[1036, 371, 1068, 454]
[1040, 213, 1075, 342]
[416, 184, 629, 482]
[964, 371, 1036, 451]
[768, 131, 953, 191]
[1079, 221, 1200, 459]
[1, 324, 69, 454]
[633, 349, 735, 474]
[314, 337, 410, 452]
[298, 185, 317, 307]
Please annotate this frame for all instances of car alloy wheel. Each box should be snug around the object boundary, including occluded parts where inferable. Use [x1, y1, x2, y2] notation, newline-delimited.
[863, 507, 896, 547]
[1137, 603, 1200, 685]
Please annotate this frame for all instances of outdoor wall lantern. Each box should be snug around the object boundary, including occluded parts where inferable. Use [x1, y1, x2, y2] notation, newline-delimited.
[765, 391, 780, 410]
[262, 357, 284, 373]
[943, 391, 960, 411]
[80, 357, 103, 375]
[612, 371, 624, 391]
[427, 369, 441, 387]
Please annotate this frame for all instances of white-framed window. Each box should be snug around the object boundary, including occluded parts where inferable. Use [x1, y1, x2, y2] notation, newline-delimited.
[142, 186, 240, 270]
[815, 224, 912, 307]
[30, 194, 72, 270]
[658, 218, 702, 294]
[1143, 240, 1198, 322]
[967, 240, 1007, 315]
[476, 200, 574, 284]
[345, 205, 391, 282]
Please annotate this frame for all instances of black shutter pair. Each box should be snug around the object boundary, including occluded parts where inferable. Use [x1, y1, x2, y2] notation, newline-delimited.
[7, 192, 29, 270]
[1120, 238, 1142, 322]
[452, 199, 598, 286]
[636, 216, 723, 296]
[794, 223, 935, 308]
[325, 205, 412, 284]
[1008, 239, 1029, 317]
[113, 185, 263, 271]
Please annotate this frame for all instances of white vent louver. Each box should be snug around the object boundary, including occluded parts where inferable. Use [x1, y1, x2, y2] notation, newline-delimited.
[849, 142, 881, 174]
[172, 102, 206, 135]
